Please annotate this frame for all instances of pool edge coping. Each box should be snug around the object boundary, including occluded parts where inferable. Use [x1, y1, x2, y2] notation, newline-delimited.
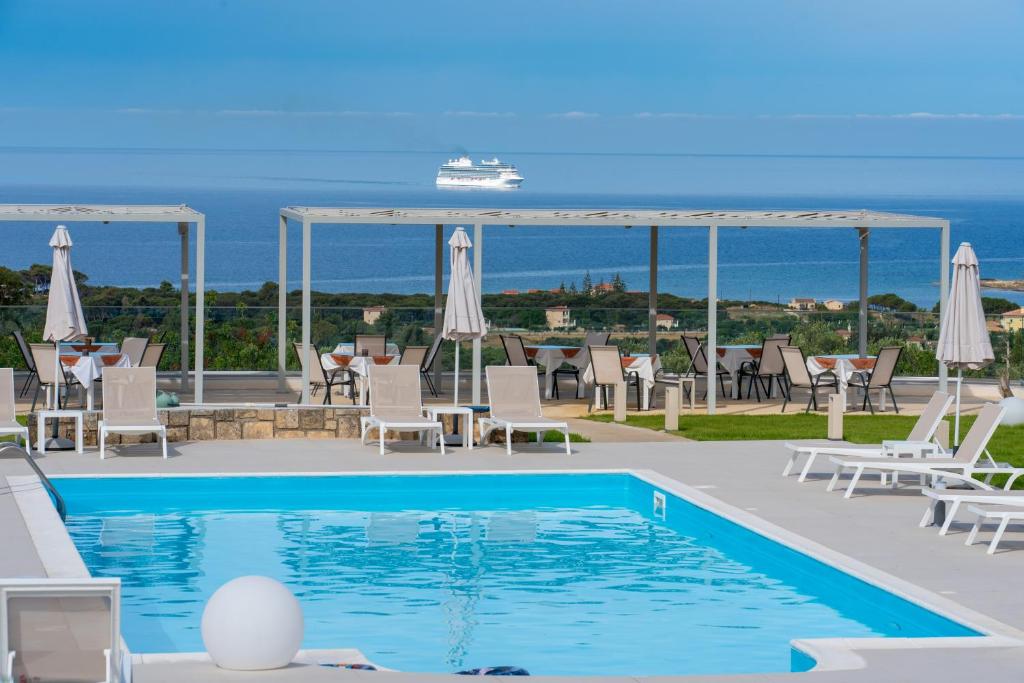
[13, 467, 1024, 677]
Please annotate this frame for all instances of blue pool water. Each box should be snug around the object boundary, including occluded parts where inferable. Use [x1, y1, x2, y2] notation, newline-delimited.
[59, 474, 977, 676]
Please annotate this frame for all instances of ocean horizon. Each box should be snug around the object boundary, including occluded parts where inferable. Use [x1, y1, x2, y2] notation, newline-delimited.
[1, 148, 1022, 308]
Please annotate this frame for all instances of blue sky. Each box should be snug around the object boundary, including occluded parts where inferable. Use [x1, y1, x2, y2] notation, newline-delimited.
[1, 0, 1023, 155]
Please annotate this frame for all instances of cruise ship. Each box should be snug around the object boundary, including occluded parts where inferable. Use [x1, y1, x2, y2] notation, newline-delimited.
[436, 156, 524, 189]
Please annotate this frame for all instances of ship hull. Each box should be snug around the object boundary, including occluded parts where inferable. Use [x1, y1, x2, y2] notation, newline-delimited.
[435, 176, 523, 189]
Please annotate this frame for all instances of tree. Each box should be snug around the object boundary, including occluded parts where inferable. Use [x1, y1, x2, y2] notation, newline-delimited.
[0, 267, 31, 305]
[558, 280, 567, 293]
[611, 272, 626, 292]
[981, 297, 1019, 315]
[581, 271, 593, 295]
[568, 281, 578, 295]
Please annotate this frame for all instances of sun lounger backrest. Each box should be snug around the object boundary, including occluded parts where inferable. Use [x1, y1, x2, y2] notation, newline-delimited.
[907, 391, 952, 442]
[953, 402, 1006, 464]
[102, 367, 158, 424]
[0, 369, 16, 423]
[368, 364, 423, 419]
[486, 366, 543, 419]
[1, 578, 120, 683]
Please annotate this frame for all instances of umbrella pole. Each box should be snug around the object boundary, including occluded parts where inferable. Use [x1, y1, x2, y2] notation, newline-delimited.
[954, 368, 962, 447]
[453, 341, 460, 406]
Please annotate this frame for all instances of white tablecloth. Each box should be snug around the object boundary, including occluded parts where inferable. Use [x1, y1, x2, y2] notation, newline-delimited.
[582, 354, 661, 410]
[806, 355, 875, 393]
[528, 346, 586, 399]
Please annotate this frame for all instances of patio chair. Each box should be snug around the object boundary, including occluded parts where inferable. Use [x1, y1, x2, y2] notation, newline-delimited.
[737, 335, 790, 401]
[921, 488, 1024, 537]
[551, 330, 609, 400]
[359, 364, 445, 455]
[499, 334, 536, 369]
[0, 368, 30, 453]
[355, 334, 387, 357]
[779, 345, 838, 413]
[783, 390, 953, 482]
[119, 337, 149, 367]
[399, 345, 428, 368]
[99, 367, 167, 459]
[588, 344, 645, 411]
[1, 578, 126, 683]
[139, 342, 166, 369]
[11, 330, 36, 397]
[681, 335, 730, 399]
[479, 365, 571, 456]
[847, 346, 902, 414]
[28, 343, 77, 412]
[828, 402, 1016, 499]
[419, 335, 444, 397]
[292, 341, 354, 405]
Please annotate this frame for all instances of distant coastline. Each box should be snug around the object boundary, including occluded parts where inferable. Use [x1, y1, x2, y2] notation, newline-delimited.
[982, 278, 1024, 293]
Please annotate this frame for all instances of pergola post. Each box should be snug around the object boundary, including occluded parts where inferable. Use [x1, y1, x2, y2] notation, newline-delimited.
[177, 222, 190, 390]
[277, 214, 288, 393]
[194, 215, 206, 404]
[707, 224, 719, 414]
[858, 227, 869, 357]
[300, 218, 312, 404]
[939, 221, 950, 392]
[434, 224, 444, 393]
[472, 223, 483, 405]
[648, 226, 658, 357]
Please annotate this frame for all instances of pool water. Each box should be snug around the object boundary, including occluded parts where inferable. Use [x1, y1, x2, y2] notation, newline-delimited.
[60, 473, 977, 676]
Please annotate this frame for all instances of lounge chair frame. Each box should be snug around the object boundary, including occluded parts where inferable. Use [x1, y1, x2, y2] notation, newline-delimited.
[479, 365, 571, 456]
[359, 364, 445, 455]
[99, 367, 167, 459]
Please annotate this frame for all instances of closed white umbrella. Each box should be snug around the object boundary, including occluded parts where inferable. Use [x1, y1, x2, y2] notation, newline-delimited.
[442, 227, 487, 406]
[44, 225, 88, 344]
[936, 242, 994, 444]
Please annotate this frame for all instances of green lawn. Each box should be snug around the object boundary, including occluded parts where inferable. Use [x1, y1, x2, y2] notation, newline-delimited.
[586, 412, 1024, 473]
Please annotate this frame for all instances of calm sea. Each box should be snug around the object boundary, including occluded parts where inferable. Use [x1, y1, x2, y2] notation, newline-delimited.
[0, 148, 1022, 307]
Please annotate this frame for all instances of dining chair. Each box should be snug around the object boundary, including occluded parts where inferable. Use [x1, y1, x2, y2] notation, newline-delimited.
[779, 346, 838, 413]
[552, 330, 609, 399]
[848, 346, 903, 414]
[588, 345, 645, 411]
[28, 343, 76, 412]
[11, 331, 36, 398]
[355, 334, 387, 357]
[420, 335, 444, 397]
[139, 342, 166, 369]
[737, 335, 790, 401]
[681, 335, 730, 399]
[292, 341, 354, 405]
[120, 337, 149, 367]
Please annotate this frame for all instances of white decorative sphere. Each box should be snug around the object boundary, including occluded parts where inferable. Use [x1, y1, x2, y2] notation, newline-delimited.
[1000, 397, 1024, 427]
[201, 576, 303, 670]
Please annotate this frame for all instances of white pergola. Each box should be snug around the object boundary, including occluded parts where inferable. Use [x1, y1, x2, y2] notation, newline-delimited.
[0, 204, 208, 402]
[278, 207, 950, 413]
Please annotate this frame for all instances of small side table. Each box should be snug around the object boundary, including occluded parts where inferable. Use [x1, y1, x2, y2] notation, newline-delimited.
[37, 410, 84, 454]
[427, 406, 475, 450]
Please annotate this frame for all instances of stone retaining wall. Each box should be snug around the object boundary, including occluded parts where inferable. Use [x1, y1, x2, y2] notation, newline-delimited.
[26, 406, 502, 447]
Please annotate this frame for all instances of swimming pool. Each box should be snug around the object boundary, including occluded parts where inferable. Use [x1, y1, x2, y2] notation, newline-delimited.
[60, 473, 977, 676]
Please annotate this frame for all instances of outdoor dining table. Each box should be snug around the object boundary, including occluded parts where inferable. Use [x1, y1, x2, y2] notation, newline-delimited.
[59, 347, 130, 410]
[526, 345, 586, 399]
[807, 353, 880, 410]
[581, 353, 662, 411]
[716, 344, 761, 398]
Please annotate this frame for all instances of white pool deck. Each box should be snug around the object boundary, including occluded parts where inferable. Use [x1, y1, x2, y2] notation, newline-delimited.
[4, 437, 1024, 682]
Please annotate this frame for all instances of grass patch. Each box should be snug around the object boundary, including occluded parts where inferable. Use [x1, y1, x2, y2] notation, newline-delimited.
[544, 430, 590, 443]
[585, 412, 1024, 473]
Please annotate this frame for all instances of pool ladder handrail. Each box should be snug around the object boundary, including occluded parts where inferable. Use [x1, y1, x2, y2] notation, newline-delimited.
[0, 443, 67, 521]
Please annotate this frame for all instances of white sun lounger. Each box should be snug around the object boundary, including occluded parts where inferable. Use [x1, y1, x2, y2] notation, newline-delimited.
[920, 488, 1024, 535]
[479, 366, 571, 456]
[827, 403, 1012, 499]
[99, 367, 167, 459]
[783, 391, 952, 482]
[0, 368, 30, 452]
[359, 364, 445, 455]
[965, 504, 1024, 554]
[1, 578, 127, 683]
